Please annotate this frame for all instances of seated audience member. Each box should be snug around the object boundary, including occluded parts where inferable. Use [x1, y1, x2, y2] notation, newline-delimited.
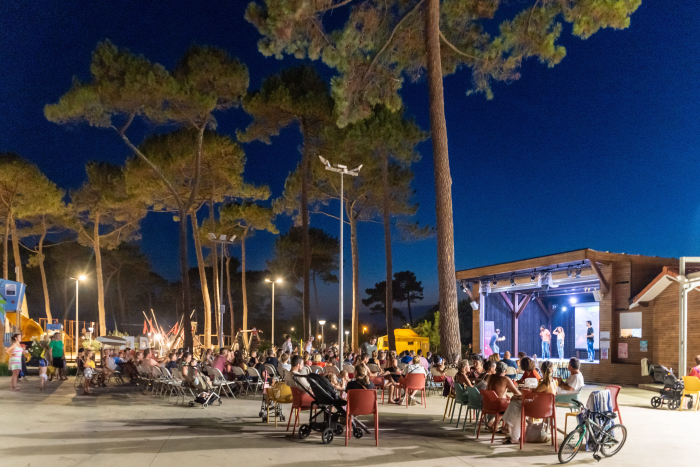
[278, 353, 291, 377]
[467, 356, 483, 380]
[142, 349, 160, 368]
[517, 357, 541, 384]
[303, 352, 312, 367]
[487, 362, 521, 399]
[264, 349, 279, 369]
[381, 355, 402, 403]
[284, 355, 311, 391]
[347, 364, 375, 390]
[338, 370, 350, 388]
[203, 348, 214, 365]
[689, 355, 700, 380]
[455, 360, 473, 388]
[165, 352, 179, 370]
[247, 350, 258, 368]
[502, 361, 557, 444]
[211, 348, 230, 375]
[327, 373, 345, 391]
[503, 351, 519, 370]
[313, 353, 326, 368]
[557, 357, 585, 392]
[401, 356, 425, 405]
[475, 360, 496, 390]
[368, 350, 379, 365]
[488, 353, 501, 363]
[431, 355, 445, 374]
[417, 349, 430, 371]
[400, 351, 414, 365]
[378, 351, 387, 367]
[232, 351, 248, 371]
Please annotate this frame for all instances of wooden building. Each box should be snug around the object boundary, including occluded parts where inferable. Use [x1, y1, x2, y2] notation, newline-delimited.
[456, 249, 700, 385]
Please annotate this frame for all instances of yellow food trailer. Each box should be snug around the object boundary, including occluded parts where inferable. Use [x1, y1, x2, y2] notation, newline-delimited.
[377, 329, 430, 354]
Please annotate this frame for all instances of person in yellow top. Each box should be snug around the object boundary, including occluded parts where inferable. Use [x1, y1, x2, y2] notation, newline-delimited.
[82, 350, 96, 396]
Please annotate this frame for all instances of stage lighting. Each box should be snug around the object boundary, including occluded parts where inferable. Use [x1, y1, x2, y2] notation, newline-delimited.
[510, 273, 516, 286]
[460, 280, 469, 293]
[569, 297, 577, 304]
[576, 265, 582, 278]
[562, 306, 567, 311]
[567, 266, 572, 277]
[492, 277, 498, 286]
[531, 270, 536, 281]
[470, 301, 479, 311]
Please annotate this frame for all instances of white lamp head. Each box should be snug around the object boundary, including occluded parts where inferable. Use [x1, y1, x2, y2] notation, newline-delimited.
[207, 233, 216, 241]
[78, 275, 87, 281]
[318, 320, 326, 326]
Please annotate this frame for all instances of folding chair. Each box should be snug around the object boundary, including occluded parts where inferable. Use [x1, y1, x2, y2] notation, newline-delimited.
[231, 366, 250, 394]
[246, 367, 265, 398]
[208, 366, 237, 398]
[324, 365, 340, 375]
[309, 365, 323, 374]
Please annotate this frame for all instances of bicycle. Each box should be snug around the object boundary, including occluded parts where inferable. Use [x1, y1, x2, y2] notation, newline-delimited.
[558, 400, 627, 464]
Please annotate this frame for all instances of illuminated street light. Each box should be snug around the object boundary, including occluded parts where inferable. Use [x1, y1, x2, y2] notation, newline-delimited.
[69, 275, 87, 359]
[208, 233, 236, 348]
[264, 278, 283, 345]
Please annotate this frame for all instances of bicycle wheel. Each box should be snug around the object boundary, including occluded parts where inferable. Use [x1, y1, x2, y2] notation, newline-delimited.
[558, 426, 585, 464]
[600, 424, 627, 457]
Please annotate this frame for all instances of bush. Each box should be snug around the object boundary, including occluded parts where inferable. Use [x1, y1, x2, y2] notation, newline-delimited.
[0, 362, 9, 377]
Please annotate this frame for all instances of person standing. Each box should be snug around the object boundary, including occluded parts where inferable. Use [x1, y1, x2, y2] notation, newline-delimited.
[586, 320, 595, 362]
[360, 336, 378, 357]
[48, 333, 67, 380]
[539, 326, 551, 360]
[489, 329, 505, 356]
[689, 356, 700, 380]
[6, 334, 23, 391]
[281, 335, 293, 355]
[552, 326, 565, 360]
[303, 336, 314, 354]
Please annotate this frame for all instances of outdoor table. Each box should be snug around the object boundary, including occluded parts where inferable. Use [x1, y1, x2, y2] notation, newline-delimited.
[555, 389, 580, 406]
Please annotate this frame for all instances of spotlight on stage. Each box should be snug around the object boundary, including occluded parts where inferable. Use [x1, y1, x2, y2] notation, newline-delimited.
[567, 266, 572, 277]
[460, 280, 469, 293]
[510, 273, 516, 286]
[492, 277, 498, 286]
[531, 269, 536, 281]
[576, 265, 582, 278]
[569, 297, 578, 304]
[562, 306, 568, 311]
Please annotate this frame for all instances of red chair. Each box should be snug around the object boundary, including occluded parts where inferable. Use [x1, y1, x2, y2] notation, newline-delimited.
[606, 385, 622, 423]
[399, 374, 427, 408]
[345, 389, 379, 446]
[520, 393, 557, 451]
[476, 389, 509, 442]
[287, 387, 314, 434]
[372, 376, 387, 404]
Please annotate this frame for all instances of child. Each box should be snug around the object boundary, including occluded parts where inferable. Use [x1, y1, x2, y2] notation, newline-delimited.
[83, 350, 96, 396]
[38, 356, 48, 391]
[338, 370, 350, 389]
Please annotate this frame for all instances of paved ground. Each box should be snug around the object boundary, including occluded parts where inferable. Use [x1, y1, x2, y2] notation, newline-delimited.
[0, 376, 696, 467]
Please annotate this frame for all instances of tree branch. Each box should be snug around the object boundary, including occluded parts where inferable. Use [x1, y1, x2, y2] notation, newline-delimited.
[439, 31, 478, 60]
[364, 0, 425, 80]
[319, 0, 355, 12]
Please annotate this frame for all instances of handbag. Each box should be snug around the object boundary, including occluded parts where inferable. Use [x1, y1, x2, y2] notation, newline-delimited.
[525, 420, 550, 443]
[84, 367, 94, 379]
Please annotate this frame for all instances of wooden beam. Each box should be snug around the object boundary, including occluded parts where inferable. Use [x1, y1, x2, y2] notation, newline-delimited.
[500, 292, 515, 312]
[589, 260, 610, 295]
[515, 293, 532, 318]
[535, 297, 550, 317]
[513, 294, 519, 355]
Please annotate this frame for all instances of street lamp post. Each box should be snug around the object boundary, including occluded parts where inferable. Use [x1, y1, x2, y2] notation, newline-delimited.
[265, 278, 282, 346]
[318, 156, 361, 366]
[70, 275, 86, 359]
[208, 233, 236, 349]
[319, 320, 326, 348]
[344, 330, 349, 354]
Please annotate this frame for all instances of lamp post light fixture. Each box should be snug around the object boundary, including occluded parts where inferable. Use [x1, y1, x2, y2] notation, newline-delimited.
[318, 320, 326, 347]
[265, 278, 283, 345]
[318, 156, 362, 366]
[208, 233, 236, 348]
[69, 275, 87, 359]
[344, 330, 349, 353]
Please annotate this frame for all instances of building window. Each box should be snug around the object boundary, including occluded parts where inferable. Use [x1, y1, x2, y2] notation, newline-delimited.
[620, 312, 642, 338]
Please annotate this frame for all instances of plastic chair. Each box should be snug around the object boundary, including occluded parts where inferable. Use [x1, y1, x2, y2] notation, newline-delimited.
[476, 389, 510, 442]
[464, 387, 482, 434]
[681, 376, 700, 412]
[343, 364, 355, 378]
[367, 363, 380, 374]
[450, 383, 469, 427]
[520, 392, 557, 451]
[287, 387, 314, 434]
[345, 389, 379, 446]
[442, 378, 455, 421]
[372, 375, 387, 404]
[444, 368, 457, 377]
[605, 385, 623, 422]
[309, 365, 323, 374]
[399, 374, 427, 408]
[266, 382, 293, 427]
[324, 365, 340, 375]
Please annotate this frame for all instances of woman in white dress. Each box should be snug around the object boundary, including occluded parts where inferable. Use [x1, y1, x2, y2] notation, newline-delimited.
[501, 360, 557, 444]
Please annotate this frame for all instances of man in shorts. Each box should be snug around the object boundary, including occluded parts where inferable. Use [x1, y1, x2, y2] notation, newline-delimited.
[48, 333, 67, 380]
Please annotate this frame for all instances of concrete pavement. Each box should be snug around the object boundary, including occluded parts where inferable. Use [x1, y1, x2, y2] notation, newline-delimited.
[0, 377, 696, 467]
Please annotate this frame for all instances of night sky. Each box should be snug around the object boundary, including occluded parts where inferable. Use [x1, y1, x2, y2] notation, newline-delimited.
[1, 2, 699, 325]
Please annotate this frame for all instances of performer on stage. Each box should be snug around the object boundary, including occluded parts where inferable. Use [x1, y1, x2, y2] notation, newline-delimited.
[489, 329, 506, 356]
[586, 320, 595, 362]
[552, 326, 565, 360]
[539, 325, 551, 360]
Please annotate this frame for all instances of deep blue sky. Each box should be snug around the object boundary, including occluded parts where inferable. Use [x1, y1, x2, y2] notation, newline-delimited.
[1, 1, 699, 326]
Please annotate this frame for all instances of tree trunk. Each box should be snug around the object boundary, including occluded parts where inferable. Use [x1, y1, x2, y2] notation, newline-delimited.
[241, 233, 249, 350]
[226, 251, 234, 347]
[10, 214, 23, 283]
[117, 268, 127, 325]
[190, 211, 212, 349]
[62, 258, 71, 320]
[38, 219, 52, 321]
[301, 120, 311, 342]
[407, 293, 413, 327]
[313, 270, 319, 339]
[381, 153, 395, 351]
[209, 198, 221, 345]
[178, 206, 194, 351]
[93, 216, 106, 336]
[347, 203, 360, 353]
[3, 214, 9, 280]
[425, 0, 461, 363]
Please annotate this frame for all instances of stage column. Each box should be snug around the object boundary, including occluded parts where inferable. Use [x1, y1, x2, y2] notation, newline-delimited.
[513, 294, 519, 356]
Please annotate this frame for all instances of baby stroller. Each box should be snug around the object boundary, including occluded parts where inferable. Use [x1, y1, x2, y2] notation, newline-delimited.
[293, 373, 369, 444]
[188, 368, 222, 409]
[650, 365, 693, 410]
